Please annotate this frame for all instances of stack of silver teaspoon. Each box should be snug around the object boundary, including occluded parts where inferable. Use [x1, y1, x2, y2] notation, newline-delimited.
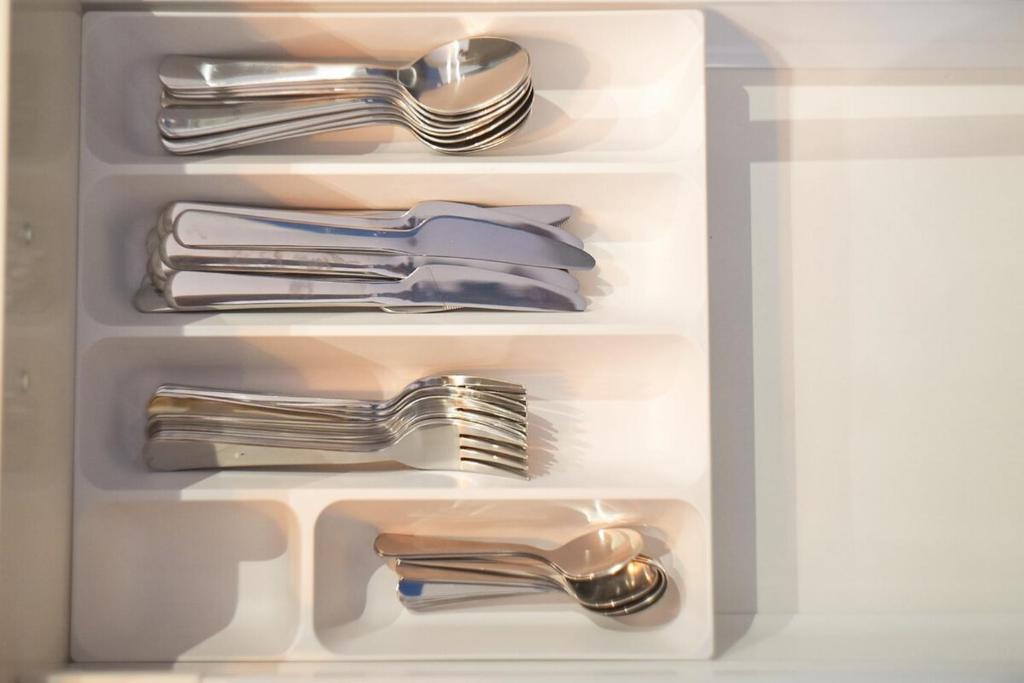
[157, 37, 534, 154]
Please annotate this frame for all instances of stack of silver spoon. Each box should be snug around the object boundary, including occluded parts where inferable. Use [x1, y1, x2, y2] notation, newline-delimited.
[375, 528, 669, 615]
[143, 375, 530, 478]
[158, 37, 533, 154]
[135, 200, 593, 313]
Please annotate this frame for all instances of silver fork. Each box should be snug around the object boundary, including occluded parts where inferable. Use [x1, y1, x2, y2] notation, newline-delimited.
[150, 382, 527, 420]
[144, 422, 528, 477]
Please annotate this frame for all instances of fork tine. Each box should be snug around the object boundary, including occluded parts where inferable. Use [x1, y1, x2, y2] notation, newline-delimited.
[460, 446, 526, 468]
[453, 422, 527, 449]
[459, 436, 527, 462]
[458, 456, 529, 479]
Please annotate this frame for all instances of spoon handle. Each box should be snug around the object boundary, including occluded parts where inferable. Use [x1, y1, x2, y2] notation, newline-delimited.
[396, 561, 559, 589]
[398, 579, 554, 611]
[159, 56, 398, 93]
[374, 533, 545, 561]
[159, 108, 403, 155]
[159, 97, 384, 139]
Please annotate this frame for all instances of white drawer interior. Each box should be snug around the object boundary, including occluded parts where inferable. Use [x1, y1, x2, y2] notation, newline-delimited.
[4, 1, 1024, 680]
[70, 7, 711, 664]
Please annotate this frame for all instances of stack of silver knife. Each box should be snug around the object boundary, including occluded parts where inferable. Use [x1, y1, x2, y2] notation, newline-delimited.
[135, 200, 595, 313]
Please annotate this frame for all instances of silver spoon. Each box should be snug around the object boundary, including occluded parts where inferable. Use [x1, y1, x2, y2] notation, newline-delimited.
[395, 555, 666, 613]
[375, 528, 644, 582]
[160, 79, 530, 128]
[160, 37, 531, 115]
[160, 84, 533, 155]
[159, 78, 533, 138]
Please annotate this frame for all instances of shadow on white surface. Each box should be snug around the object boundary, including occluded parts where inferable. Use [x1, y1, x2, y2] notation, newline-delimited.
[706, 45, 1024, 657]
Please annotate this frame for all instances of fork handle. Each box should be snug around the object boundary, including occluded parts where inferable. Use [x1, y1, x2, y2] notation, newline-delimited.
[144, 440, 395, 470]
[144, 424, 455, 470]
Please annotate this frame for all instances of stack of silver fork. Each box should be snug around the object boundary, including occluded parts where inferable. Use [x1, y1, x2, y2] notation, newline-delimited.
[143, 375, 530, 478]
[135, 200, 594, 313]
[157, 37, 533, 154]
[375, 528, 669, 615]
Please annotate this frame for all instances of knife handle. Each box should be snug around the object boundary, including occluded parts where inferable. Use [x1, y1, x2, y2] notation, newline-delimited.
[163, 271, 405, 310]
[174, 210, 413, 253]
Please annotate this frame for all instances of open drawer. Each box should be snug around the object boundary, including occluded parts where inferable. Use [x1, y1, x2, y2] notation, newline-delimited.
[3, 1, 1024, 681]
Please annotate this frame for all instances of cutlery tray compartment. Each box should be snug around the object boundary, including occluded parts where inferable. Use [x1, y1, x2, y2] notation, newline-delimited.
[72, 6, 710, 663]
[72, 496, 709, 661]
[76, 335, 709, 493]
[313, 499, 709, 659]
[81, 10, 704, 163]
[80, 168, 704, 331]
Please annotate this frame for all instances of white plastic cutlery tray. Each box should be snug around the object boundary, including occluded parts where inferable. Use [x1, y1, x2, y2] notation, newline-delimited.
[72, 9, 710, 661]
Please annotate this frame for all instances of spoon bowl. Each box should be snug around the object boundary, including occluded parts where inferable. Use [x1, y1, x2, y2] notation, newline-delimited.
[403, 37, 531, 113]
[570, 555, 663, 609]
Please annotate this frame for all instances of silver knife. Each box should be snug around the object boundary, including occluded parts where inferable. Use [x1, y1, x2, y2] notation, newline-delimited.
[174, 211, 596, 270]
[159, 201, 579, 247]
[135, 282, 464, 315]
[163, 266, 587, 312]
[159, 201, 574, 236]
[158, 232, 580, 292]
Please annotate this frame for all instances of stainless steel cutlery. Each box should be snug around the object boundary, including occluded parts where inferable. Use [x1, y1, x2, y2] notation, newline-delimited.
[155, 200, 579, 245]
[143, 375, 530, 477]
[396, 556, 667, 615]
[172, 212, 593, 269]
[153, 233, 581, 291]
[143, 32, 664, 629]
[376, 528, 644, 580]
[158, 37, 533, 154]
[137, 200, 593, 313]
[160, 266, 585, 312]
[375, 529, 670, 615]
